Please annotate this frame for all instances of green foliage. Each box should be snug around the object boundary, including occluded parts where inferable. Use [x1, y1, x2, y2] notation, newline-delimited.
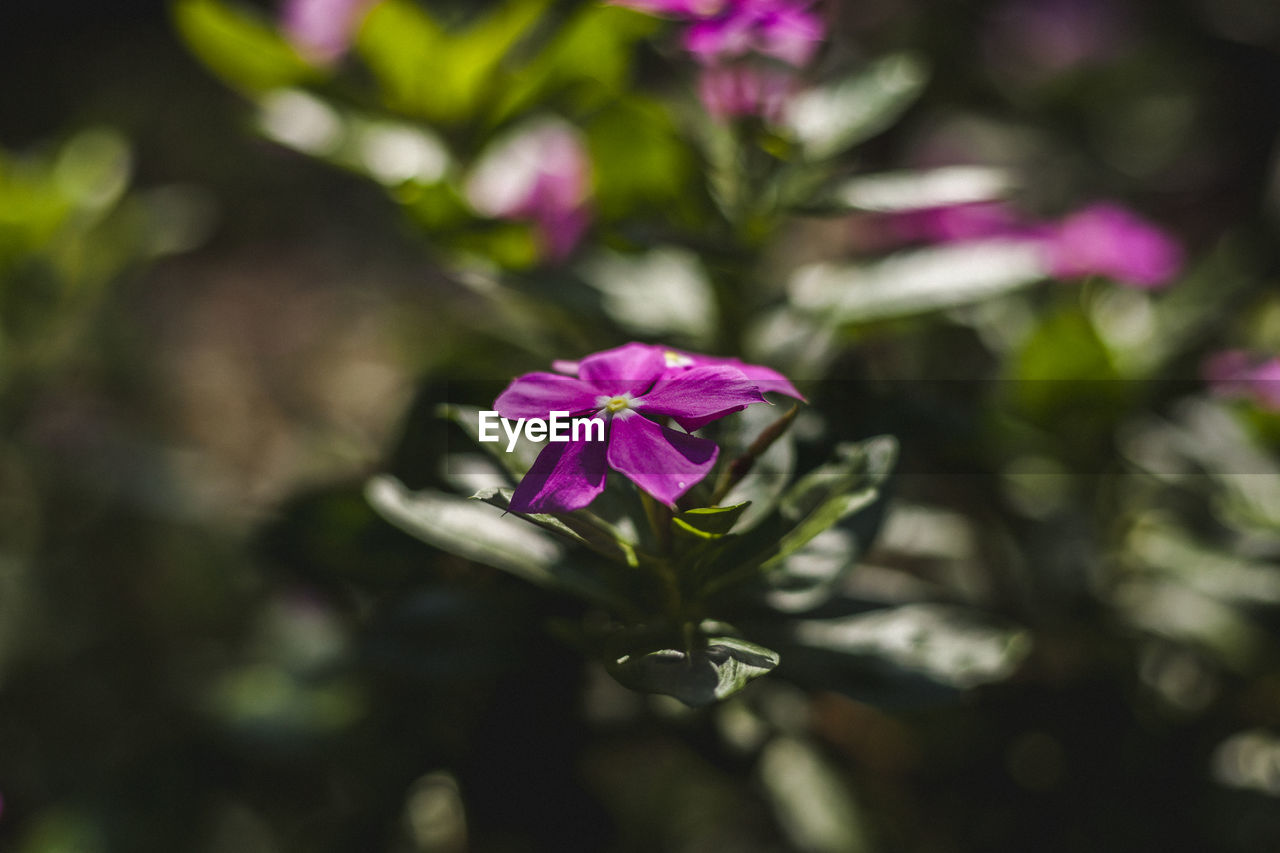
[173, 0, 316, 94]
[608, 635, 780, 706]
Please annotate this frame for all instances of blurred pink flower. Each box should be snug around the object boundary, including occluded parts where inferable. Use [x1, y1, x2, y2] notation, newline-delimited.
[684, 0, 825, 66]
[465, 118, 593, 263]
[888, 201, 1037, 244]
[612, 0, 825, 67]
[1203, 350, 1280, 410]
[697, 63, 799, 122]
[281, 0, 380, 63]
[882, 199, 1182, 288]
[1042, 203, 1183, 289]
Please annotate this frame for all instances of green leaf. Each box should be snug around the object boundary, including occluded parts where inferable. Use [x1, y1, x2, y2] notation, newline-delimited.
[788, 241, 1047, 325]
[608, 636, 780, 706]
[805, 165, 1015, 215]
[705, 437, 897, 597]
[586, 97, 695, 219]
[470, 486, 642, 568]
[768, 437, 897, 567]
[784, 54, 928, 160]
[491, 4, 653, 120]
[173, 0, 316, 95]
[357, 0, 549, 123]
[673, 502, 751, 539]
[790, 604, 1031, 688]
[366, 475, 630, 611]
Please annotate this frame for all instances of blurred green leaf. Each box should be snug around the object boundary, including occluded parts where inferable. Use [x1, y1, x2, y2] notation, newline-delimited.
[491, 4, 655, 121]
[586, 97, 695, 219]
[174, 0, 316, 94]
[807, 166, 1015, 215]
[366, 475, 630, 610]
[784, 54, 928, 160]
[790, 604, 1031, 688]
[357, 0, 548, 123]
[608, 635, 780, 706]
[759, 737, 874, 853]
[438, 403, 536, 479]
[789, 241, 1047, 325]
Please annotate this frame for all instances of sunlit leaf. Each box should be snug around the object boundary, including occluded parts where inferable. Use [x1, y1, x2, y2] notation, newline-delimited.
[790, 603, 1030, 688]
[366, 475, 630, 610]
[608, 635, 780, 706]
[789, 240, 1047, 325]
[813, 166, 1015, 214]
[784, 54, 928, 160]
[760, 737, 874, 853]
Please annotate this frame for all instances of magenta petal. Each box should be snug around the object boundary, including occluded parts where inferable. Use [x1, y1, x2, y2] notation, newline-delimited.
[509, 438, 609, 513]
[494, 372, 601, 420]
[639, 365, 766, 431]
[577, 343, 666, 396]
[684, 16, 756, 62]
[607, 416, 719, 507]
[755, 6, 824, 66]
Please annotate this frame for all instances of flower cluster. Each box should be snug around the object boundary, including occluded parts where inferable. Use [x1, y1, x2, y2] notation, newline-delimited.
[886, 200, 1183, 289]
[611, 0, 826, 122]
[494, 343, 803, 513]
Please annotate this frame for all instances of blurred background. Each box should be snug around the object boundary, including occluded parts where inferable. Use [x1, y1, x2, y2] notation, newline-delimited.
[4, 0, 1280, 851]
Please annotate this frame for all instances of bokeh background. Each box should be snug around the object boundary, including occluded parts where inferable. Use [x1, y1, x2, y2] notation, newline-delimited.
[5, 1, 1280, 851]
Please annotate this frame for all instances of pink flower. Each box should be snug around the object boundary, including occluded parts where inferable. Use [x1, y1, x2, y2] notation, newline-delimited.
[281, 0, 380, 64]
[465, 118, 593, 263]
[697, 63, 799, 122]
[1042, 203, 1183, 289]
[495, 343, 771, 512]
[887, 201, 1038, 244]
[1203, 351, 1280, 411]
[611, 0, 826, 67]
[553, 343, 805, 431]
[880, 199, 1183, 289]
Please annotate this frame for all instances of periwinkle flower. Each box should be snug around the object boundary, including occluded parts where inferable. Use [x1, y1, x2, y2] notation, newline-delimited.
[281, 0, 380, 64]
[881, 199, 1182, 289]
[465, 118, 592, 263]
[1041, 203, 1183, 289]
[495, 343, 772, 512]
[1203, 350, 1280, 411]
[611, 0, 826, 67]
[684, 1, 824, 66]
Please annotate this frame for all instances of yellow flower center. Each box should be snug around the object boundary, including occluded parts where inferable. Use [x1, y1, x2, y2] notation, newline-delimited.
[605, 396, 631, 413]
[663, 350, 695, 367]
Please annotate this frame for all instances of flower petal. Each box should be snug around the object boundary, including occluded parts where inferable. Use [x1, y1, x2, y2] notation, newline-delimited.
[639, 365, 767, 431]
[607, 416, 719, 507]
[509, 438, 609, 513]
[494, 372, 601, 420]
[577, 342, 666, 396]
